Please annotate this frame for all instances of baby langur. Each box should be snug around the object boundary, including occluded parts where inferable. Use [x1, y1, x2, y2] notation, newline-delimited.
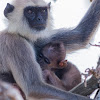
[39, 42, 67, 70]
[39, 42, 81, 91]
[0, 0, 100, 99]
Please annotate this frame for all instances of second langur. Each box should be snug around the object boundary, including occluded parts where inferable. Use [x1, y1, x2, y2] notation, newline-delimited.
[39, 42, 81, 91]
[38, 42, 67, 69]
[0, 0, 100, 99]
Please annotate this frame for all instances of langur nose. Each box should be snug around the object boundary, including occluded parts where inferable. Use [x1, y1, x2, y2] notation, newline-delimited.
[37, 17, 42, 21]
[37, 14, 43, 22]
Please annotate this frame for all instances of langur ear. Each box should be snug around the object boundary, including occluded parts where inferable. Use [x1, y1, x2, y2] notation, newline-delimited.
[48, 2, 51, 10]
[4, 3, 14, 18]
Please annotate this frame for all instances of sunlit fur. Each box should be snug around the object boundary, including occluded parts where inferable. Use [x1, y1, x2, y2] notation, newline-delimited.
[6, 0, 53, 41]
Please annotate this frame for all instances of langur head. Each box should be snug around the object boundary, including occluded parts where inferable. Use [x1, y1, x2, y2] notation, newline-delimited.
[4, 0, 52, 39]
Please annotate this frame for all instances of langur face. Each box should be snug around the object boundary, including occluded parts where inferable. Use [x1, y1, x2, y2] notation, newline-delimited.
[24, 6, 48, 31]
[4, 1, 51, 35]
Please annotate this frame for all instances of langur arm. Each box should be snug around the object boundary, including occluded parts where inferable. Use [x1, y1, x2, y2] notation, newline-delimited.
[4, 35, 43, 96]
[51, 0, 100, 52]
[43, 69, 66, 90]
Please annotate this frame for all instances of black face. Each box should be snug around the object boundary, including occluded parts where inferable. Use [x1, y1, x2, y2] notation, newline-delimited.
[24, 6, 48, 31]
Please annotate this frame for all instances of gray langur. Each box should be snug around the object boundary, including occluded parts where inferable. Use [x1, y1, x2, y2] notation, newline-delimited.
[39, 42, 81, 91]
[0, 0, 100, 99]
[39, 42, 67, 70]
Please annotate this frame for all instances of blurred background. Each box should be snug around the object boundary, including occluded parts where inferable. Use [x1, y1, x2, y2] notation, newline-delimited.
[0, 0, 100, 73]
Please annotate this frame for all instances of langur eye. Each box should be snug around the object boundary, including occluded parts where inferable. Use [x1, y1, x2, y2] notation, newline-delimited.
[41, 9, 47, 13]
[42, 10, 46, 12]
[26, 9, 35, 19]
[27, 9, 32, 14]
[44, 57, 50, 64]
[39, 53, 43, 58]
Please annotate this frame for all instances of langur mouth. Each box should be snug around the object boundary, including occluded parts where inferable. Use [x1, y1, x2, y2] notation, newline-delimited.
[33, 24, 46, 27]
[31, 24, 46, 31]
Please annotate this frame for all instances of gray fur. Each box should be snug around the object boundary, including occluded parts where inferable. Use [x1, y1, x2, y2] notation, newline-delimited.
[0, 0, 100, 99]
[50, 0, 100, 53]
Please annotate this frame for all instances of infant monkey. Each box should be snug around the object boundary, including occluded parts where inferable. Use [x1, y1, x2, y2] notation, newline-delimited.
[39, 42, 81, 91]
[39, 42, 67, 69]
